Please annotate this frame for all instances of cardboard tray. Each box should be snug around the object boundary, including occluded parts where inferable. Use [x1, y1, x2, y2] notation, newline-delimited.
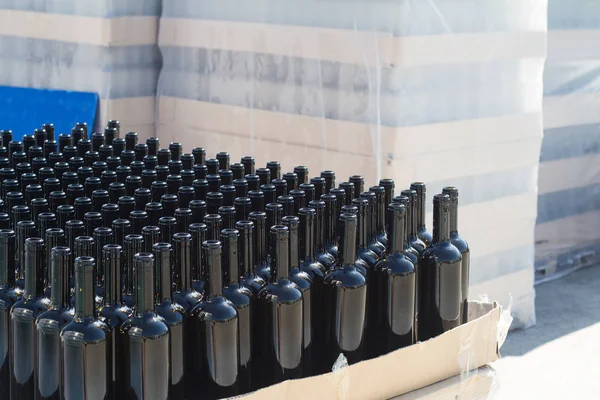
[244, 301, 506, 400]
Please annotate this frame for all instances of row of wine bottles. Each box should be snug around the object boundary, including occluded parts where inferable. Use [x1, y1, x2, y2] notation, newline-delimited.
[0, 121, 470, 400]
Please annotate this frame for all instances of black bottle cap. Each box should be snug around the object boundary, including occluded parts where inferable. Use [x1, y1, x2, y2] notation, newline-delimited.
[283, 172, 298, 192]
[218, 169, 233, 186]
[91, 132, 105, 152]
[71, 126, 85, 146]
[92, 190, 110, 212]
[338, 182, 355, 205]
[256, 168, 270, 186]
[158, 216, 177, 243]
[111, 219, 131, 247]
[248, 190, 265, 212]
[203, 214, 222, 241]
[66, 184, 85, 204]
[155, 165, 170, 182]
[151, 181, 168, 202]
[142, 226, 161, 253]
[37, 211, 56, 234]
[43, 178, 61, 197]
[181, 169, 195, 187]
[112, 138, 126, 157]
[157, 148, 171, 166]
[189, 200, 207, 224]
[108, 183, 126, 203]
[100, 170, 118, 190]
[298, 183, 315, 203]
[169, 142, 182, 161]
[75, 166, 92, 184]
[104, 126, 118, 145]
[84, 175, 103, 196]
[125, 132, 138, 151]
[230, 163, 245, 181]
[43, 141, 56, 158]
[0, 213, 10, 229]
[277, 195, 295, 217]
[1, 130, 13, 148]
[273, 179, 288, 198]
[84, 151, 100, 167]
[22, 135, 35, 154]
[37, 167, 54, 184]
[241, 156, 255, 175]
[68, 157, 84, 172]
[29, 148, 44, 163]
[175, 208, 192, 233]
[192, 147, 205, 165]
[310, 176, 326, 199]
[11, 152, 27, 169]
[53, 162, 69, 180]
[293, 166, 309, 185]
[21, 173, 37, 193]
[266, 161, 281, 180]
[130, 161, 144, 178]
[193, 164, 208, 180]
[48, 152, 63, 167]
[161, 194, 179, 217]
[146, 137, 160, 156]
[118, 196, 136, 219]
[130, 210, 148, 234]
[266, 202, 284, 229]
[56, 205, 75, 229]
[25, 185, 43, 204]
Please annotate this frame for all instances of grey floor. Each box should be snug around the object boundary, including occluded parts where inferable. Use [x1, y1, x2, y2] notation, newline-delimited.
[492, 265, 600, 399]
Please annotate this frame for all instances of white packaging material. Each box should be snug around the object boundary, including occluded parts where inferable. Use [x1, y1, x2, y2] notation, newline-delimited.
[157, 0, 546, 328]
[0, 1, 161, 135]
[536, 0, 600, 282]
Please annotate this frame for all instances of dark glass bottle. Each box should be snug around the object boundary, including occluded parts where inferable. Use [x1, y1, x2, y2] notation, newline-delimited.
[189, 241, 239, 399]
[370, 186, 388, 248]
[11, 238, 50, 399]
[0, 230, 21, 394]
[353, 198, 378, 271]
[298, 183, 314, 203]
[249, 212, 269, 282]
[172, 233, 202, 311]
[16, 220, 37, 291]
[221, 229, 253, 393]
[158, 217, 177, 244]
[372, 203, 416, 356]
[282, 216, 313, 377]
[308, 200, 335, 269]
[141, 226, 160, 254]
[338, 182, 355, 205]
[218, 206, 236, 230]
[35, 246, 74, 400]
[379, 179, 395, 222]
[122, 235, 143, 309]
[297, 208, 326, 373]
[418, 194, 462, 341]
[121, 253, 170, 400]
[240, 156, 254, 176]
[323, 214, 367, 366]
[234, 197, 251, 222]
[98, 244, 132, 400]
[255, 226, 303, 387]
[235, 221, 265, 296]
[203, 214, 222, 242]
[410, 182, 433, 247]
[184, 223, 204, 293]
[61, 256, 110, 400]
[152, 243, 185, 400]
[442, 187, 470, 325]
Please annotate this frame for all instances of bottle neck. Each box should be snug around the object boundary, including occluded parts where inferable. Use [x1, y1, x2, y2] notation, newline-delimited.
[75, 269, 95, 318]
[206, 248, 222, 297]
[271, 233, 289, 280]
[254, 219, 267, 264]
[368, 200, 377, 241]
[433, 200, 450, 243]
[124, 240, 142, 296]
[51, 253, 71, 309]
[357, 206, 369, 248]
[287, 223, 299, 270]
[103, 250, 122, 306]
[154, 250, 172, 303]
[0, 234, 15, 288]
[389, 208, 405, 255]
[223, 235, 239, 286]
[191, 228, 206, 282]
[135, 264, 155, 316]
[313, 207, 325, 252]
[375, 192, 386, 235]
[448, 196, 459, 234]
[174, 240, 192, 292]
[416, 190, 426, 230]
[339, 218, 357, 268]
[24, 245, 45, 298]
[240, 228, 253, 276]
[299, 214, 315, 260]
[325, 201, 337, 246]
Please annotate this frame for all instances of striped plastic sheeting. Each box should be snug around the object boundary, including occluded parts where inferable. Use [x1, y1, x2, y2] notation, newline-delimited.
[536, 0, 600, 281]
[0, 2, 161, 133]
[157, 0, 546, 328]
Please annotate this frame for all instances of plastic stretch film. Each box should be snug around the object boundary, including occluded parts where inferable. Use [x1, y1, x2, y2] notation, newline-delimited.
[536, 0, 600, 283]
[156, 0, 545, 329]
[0, 0, 162, 134]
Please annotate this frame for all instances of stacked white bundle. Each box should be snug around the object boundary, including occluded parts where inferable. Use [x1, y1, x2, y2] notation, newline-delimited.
[156, 0, 546, 328]
[537, 0, 600, 281]
[0, 0, 161, 135]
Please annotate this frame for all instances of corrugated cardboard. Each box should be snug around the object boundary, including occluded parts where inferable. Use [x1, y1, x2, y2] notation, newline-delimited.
[243, 301, 503, 400]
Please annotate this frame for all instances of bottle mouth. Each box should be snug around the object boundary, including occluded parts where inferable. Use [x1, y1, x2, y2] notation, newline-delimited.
[52, 246, 71, 255]
[234, 197, 251, 205]
[24, 237, 43, 246]
[189, 223, 208, 231]
[270, 225, 289, 235]
[218, 206, 235, 215]
[134, 253, 154, 263]
[282, 216, 299, 225]
[94, 227, 113, 235]
[203, 240, 222, 250]
[103, 244, 122, 253]
[340, 213, 357, 222]
[141, 226, 160, 232]
[152, 242, 171, 252]
[158, 217, 177, 223]
[388, 203, 406, 214]
[266, 203, 283, 211]
[203, 214, 222, 222]
[173, 232, 192, 242]
[0, 228, 14, 238]
[298, 207, 316, 216]
[433, 193, 450, 203]
[75, 236, 94, 243]
[235, 220, 253, 230]
[248, 211, 267, 220]
[308, 200, 325, 209]
[221, 229, 239, 238]
[124, 234, 144, 242]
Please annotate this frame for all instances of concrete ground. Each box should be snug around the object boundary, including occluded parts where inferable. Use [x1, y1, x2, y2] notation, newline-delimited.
[492, 265, 600, 399]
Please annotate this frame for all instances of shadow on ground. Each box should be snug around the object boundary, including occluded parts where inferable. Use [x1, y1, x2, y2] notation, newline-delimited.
[501, 264, 600, 357]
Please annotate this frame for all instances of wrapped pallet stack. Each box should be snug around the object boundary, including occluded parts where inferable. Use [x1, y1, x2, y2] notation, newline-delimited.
[156, 0, 546, 328]
[536, 0, 600, 281]
[0, 0, 161, 135]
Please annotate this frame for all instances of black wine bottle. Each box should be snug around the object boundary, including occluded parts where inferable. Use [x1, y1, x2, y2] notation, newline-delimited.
[321, 194, 339, 260]
[394, 194, 421, 263]
[35, 246, 74, 400]
[11, 238, 50, 399]
[442, 187, 470, 325]
[418, 194, 462, 341]
[172, 233, 202, 311]
[189, 241, 239, 399]
[255, 226, 303, 387]
[236, 221, 265, 295]
[221, 229, 253, 393]
[282, 216, 313, 377]
[370, 186, 388, 248]
[152, 243, 185, 399]
[308, 200, 335, 269]
[353, 198, 378, 272]
[98, 244, 132, 400]
[372, 203, 416, 356]
[323, 214, 366, 366]
[360, 191, 385, 258]
[249, 212, 269, 282]
[61, 256, 110, 400]
[121, 253, 170, 400]
[410, 182, 433, 247]
[0, 229, 20, 394]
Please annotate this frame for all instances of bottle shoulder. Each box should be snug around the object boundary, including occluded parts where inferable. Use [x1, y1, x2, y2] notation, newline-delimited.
[324, 265, 366, 288]
[121, 313, 170, 338]
[299, 259, 326, 280]
[223, 285, 252, 308]
[240, 273, 265, 296]
[257, 280, 303, 304]
[173, 290, 202, 312]
[358, 246, 378, 267]
[191, 296, 238, 322]
[0, 288, 21, 309]
[374, 254, 416, 276]
[450, 233, 469, 253]
[155, 301, 185, 326]
[421, 241, 462, 264]
[99, 305, 133, 328]
[290, 268, 312, 291]
[62, 318, 109, 344]
[317, 250, 336, 268]
[36, 308, 74, 328]
[12, 296, 50, 317]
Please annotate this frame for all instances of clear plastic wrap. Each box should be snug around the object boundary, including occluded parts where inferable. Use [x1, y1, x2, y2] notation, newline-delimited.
[157, 0, 546, 329]
[0, 0, 162, 134]
[536, 0, 600, 282]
